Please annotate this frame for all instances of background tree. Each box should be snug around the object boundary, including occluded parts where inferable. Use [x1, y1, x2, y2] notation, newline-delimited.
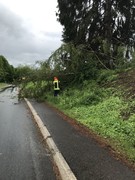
[0, 55, 14, 82]
[57, 0, 135, 68]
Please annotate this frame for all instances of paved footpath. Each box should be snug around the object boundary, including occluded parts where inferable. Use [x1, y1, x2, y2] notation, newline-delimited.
[29, 99, 135, 180]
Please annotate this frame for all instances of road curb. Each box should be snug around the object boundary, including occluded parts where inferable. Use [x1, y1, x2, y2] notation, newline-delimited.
[24, 98, 77, 180]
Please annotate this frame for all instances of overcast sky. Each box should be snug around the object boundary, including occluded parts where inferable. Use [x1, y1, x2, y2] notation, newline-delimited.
[0, 0, 63, 67]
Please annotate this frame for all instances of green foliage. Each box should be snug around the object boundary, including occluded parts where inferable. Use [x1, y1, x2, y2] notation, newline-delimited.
[48, 43, 99, 85]
[0, 83, 7, 89]
[14, 65, 35, 83]
[97, 70, 118, 84]
[57, 0, 135, 68]
[45, 79, 135, 162]
[0, 55, 15, 82]
[21, 80, 50, 101]
[20, 63, 135, 163]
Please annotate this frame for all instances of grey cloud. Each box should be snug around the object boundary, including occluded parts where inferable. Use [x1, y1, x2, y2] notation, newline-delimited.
[0, 3, 62, 67]
[0, 5, 27, 38]
[43, 31, 62, 39]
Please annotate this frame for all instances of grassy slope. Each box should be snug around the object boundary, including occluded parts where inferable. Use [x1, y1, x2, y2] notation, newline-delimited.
[45, 70, 135, 166]
[0, 83, 8, 89]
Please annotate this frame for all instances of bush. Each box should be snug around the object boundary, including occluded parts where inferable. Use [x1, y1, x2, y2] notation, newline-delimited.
[97, 70, 118, 84]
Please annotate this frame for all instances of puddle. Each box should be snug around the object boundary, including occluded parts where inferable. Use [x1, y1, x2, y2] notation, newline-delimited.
[0, 85, 20, 105]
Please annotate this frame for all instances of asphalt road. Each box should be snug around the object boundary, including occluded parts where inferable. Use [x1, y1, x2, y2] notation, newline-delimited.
[30, 100, 135, 180]
[0, 87, 56, 180]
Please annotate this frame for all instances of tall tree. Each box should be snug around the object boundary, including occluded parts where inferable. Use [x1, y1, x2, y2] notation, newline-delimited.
[57, 0, 135, 68]
[0, 55, 14, 82]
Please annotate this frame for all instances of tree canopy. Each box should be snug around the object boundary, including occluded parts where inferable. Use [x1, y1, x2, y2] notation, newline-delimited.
[57, 0, 135, 68]
[0, 55, 14, 82]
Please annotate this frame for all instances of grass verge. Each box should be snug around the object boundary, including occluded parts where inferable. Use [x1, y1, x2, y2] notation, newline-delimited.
[0, 83, 8, 89]
[45, 81, 135, 166]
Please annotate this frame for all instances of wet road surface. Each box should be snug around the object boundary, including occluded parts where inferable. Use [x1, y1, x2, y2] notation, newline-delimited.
[0, 88, 56, 180]
[30, 100, 135, 180]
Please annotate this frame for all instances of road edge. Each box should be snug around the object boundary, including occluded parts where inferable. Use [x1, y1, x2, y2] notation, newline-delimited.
[24, 98, 77, 180]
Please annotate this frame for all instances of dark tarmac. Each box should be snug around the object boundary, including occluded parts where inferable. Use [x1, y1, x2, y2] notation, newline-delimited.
[29, 100, 135, 180]
[0, 88, 56, 180]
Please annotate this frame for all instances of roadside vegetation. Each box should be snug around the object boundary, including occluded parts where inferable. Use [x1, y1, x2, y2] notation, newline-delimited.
[20, 68, 135, 165]
[0, 55, 15, 83]
[0, 83, 8, 89]
[47, 82, 135, 164]
[48, 71, 135, 164]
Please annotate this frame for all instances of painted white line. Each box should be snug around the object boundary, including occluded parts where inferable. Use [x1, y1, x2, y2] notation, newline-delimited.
[24, 98, 77, 180]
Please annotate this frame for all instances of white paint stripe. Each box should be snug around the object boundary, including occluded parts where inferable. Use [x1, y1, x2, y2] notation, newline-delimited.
[24, 98, 77, 180]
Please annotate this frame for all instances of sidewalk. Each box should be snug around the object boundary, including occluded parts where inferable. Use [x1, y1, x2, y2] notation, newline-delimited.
[28, 99, 135, 180]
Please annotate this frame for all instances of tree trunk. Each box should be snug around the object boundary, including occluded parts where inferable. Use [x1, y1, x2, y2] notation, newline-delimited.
[104, 0, 113, 68]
